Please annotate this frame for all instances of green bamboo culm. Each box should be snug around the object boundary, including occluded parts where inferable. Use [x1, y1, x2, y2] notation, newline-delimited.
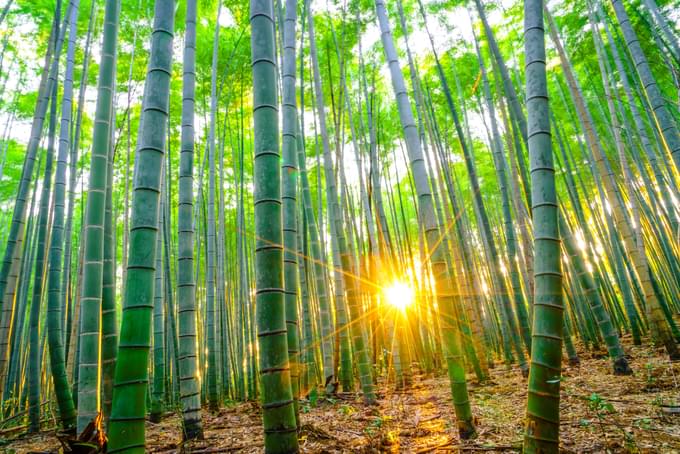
[76, 0, 120, 433]
[375, 0, 474, 438]
[305, 0, 341, 390]
[101, 99, 119, 420]
[176, 0, 203, 440]
[523, 0, 564, 451]
[205, 0, 220, 412]
[281, 0, 300, 423]
[29, 81, 57, 433]
[150, 188, 166, 423]
[46, 0, 79, 431]
[107, 0, 174, 451]
[250, 0, 299, 449]
[61, 0, 95, 374]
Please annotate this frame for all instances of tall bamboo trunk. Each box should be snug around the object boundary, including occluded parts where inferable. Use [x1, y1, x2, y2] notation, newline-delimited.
[281, 0, 300, 422]
[250, 0, 299, 449]
[523, 0, 564, 450]
[107, 0, 174, 450]
[176, 0, 203, 440]
[76, 0, 120, 432]
[29, 77, 57, 433]
[375, 0, 474, 437]
[46, 0, 80, 431]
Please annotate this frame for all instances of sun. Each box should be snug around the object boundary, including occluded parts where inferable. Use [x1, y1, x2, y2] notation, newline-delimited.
[383, 281, 415, 312]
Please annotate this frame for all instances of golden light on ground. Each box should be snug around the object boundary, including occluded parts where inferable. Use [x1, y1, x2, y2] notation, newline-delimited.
[384, 281, 415, 312]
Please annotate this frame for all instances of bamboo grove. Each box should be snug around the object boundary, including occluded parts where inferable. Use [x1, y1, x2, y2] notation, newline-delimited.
[0, 0, 677, 451]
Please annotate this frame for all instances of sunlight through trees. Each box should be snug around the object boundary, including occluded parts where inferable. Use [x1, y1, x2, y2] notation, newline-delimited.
[0, 0, 677, 451]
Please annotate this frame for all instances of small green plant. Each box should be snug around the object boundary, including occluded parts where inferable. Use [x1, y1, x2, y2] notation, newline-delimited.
[645, 363, 656, 386]
[588, 393, 615, 414]
[308, 388, 319, 407]
[588, 393, 638, 452]
[364, 415, 384, 435]
[339, 404, 355, 416]
[588, 393, 614, 448]
[623, 430, 637, 452]
[634, 418, 652, 430]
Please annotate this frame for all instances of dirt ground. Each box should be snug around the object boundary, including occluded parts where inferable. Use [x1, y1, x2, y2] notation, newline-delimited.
[3, 339, 680, 453]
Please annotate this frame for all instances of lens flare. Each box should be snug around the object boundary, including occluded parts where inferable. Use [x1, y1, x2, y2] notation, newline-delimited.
[384, 281, 414, 312]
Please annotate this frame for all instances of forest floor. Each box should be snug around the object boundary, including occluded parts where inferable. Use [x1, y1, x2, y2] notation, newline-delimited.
[4, 338, 680, 453]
